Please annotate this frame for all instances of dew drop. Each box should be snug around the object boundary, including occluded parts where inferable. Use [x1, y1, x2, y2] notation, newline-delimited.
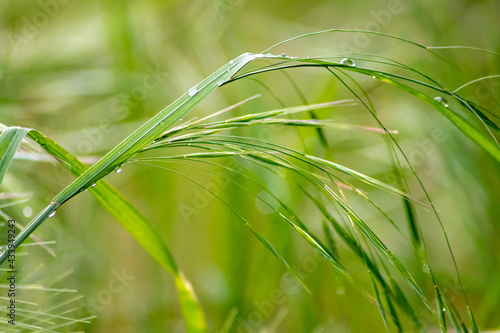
[423, 264, 430, 273]
[371, 75, 376, 79]
[341, 58, 355, 66]
[179, 118, 183, 122]
[115, 167, 122, 174]
[92, 183, 96, 187]
[229, 60, 234, 64]
[434, 96, 448, 107]
[48, 211, 56, 218]
[23, 206, 33, 218]
[152, 140, 157, 144]
[281, 53, 288, 57]
[188, 86, 198, 97]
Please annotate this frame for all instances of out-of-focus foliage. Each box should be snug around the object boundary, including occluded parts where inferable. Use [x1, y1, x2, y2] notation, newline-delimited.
[0, 0, 499, 332]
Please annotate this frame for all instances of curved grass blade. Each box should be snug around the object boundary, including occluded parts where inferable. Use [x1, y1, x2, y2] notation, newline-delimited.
[0, 129, 206, 333]
[196, 138, 439, 323]
[131, 160, 333, 312]
[233, 57, 500, 162]
[132, 157, 384, 312]
[0, 126, 32, 184]
[0, 53, 270, 262]
[227, 56, 491, 330]
[139, 142, 429, 327]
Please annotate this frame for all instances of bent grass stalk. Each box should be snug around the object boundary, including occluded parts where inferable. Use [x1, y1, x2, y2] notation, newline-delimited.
[1, 31, 498, 331]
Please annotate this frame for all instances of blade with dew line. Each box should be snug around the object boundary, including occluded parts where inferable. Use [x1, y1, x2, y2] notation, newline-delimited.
[231, 56, 500, 163]
[0, 53, 270, 262]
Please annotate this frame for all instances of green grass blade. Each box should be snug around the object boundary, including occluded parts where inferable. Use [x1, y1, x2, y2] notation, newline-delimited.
[0, 53, 267, 262]
[373, 73, 500, 163]
[232, 57, 499, 162]
[1, 129, 207, 333]
[0, 126, 32, 184]
[132, 160, 331, 311]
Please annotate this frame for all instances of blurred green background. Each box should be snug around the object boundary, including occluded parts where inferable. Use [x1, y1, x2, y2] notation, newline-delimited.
[1, 0, 499, 332]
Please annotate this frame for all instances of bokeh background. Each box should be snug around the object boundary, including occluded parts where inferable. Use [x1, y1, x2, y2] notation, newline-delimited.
[1, 0, 499, 332]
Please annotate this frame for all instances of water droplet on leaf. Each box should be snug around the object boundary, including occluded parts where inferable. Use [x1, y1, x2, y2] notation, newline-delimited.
[229, 60, 234, 64]
[49, 211, 56, 218]
[281, 53, 288, 57]
[179, 118, 183, 122]
[341, 58, 355, 66]
[188, 86, 198, 97]
[434, 96, 448, 107]
[115, 167, 122, 174]
[92, 183, 96, 187]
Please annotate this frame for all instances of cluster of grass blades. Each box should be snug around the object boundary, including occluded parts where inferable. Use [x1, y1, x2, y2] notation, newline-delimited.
[1, 30, 498, 332]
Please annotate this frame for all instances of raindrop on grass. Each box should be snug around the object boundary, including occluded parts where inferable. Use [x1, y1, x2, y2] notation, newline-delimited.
[179, 118, 183, 122]
[49, 211, 56, 218]
[434, 96, 448, 107]
[115, 167, 122, 174]
[229, 60, 234, 64]
[188, 86, 198, 97]
[92, 183, 96, 187]
[341, 58, 355, 66]
[281, 53, 288, 57]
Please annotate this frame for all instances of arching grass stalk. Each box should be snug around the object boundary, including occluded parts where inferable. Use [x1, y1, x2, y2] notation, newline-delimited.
[1, 31, 498, 331]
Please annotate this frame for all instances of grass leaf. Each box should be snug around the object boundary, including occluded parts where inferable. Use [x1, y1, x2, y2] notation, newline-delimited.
[0, 128, 206, 333]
